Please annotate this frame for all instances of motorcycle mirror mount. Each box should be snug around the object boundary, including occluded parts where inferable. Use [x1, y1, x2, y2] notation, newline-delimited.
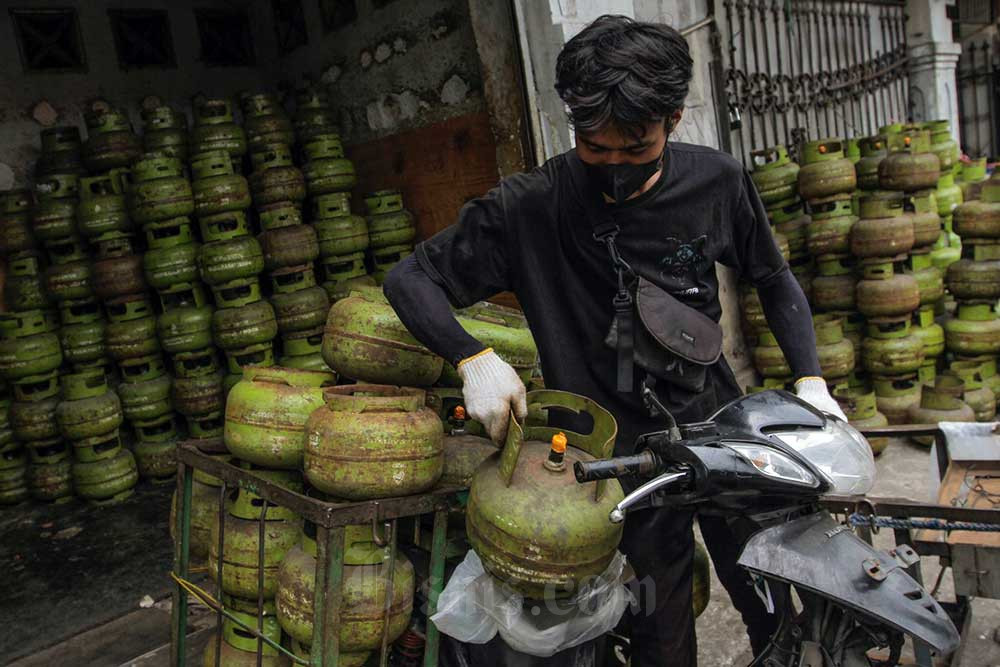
[641, 383, 682, 442]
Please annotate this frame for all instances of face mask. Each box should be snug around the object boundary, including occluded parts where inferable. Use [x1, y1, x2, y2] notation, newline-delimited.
[583, 150, 664, 205]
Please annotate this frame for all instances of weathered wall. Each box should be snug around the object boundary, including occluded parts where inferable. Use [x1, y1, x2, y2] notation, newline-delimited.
[0, 0, 277, 189]
[274, 0, 486, 146]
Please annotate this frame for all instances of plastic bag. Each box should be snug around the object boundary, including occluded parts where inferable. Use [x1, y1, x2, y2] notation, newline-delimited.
[430, 550, 632, 657]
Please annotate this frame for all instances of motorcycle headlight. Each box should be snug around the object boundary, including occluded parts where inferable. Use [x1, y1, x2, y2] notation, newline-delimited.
[727, 444, 818, 486]
[771, 418, 876, 495]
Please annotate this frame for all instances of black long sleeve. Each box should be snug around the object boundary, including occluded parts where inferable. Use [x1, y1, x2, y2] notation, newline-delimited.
[756, 268, 822, 379]
[382, 255, 486, 369]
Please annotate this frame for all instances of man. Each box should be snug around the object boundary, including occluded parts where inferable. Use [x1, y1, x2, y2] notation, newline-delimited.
[383, 14, 844, 666]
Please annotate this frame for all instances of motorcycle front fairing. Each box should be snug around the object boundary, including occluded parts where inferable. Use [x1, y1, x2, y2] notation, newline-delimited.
[737, 511, 960, 655]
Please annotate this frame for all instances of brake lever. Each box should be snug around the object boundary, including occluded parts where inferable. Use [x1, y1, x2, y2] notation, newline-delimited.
[609, 468, 692, 523]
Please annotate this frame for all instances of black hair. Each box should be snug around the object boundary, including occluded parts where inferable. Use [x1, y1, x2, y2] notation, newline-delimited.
[555, 15, 693, 139]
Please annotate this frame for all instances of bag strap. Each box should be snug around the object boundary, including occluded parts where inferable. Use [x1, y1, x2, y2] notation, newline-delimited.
[593, 221, 634, 393]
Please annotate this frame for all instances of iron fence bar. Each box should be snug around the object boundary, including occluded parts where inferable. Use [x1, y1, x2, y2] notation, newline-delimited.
[972, 45, 982, 154]
[894, 8, 908, 118]
[832, 5, 850, 136]
[170, 461, 193, 667]
[739, 0, 756, 155]
[215, 482, 226, 667]
[423, 510, 449, 667]
[879, 8, 895, 121]
[256, 500, 268, 667]
[379, 520, 399, 667]
[985, 43, 997, 158]
[319, 526, 346, 667]
[722, 0, 744, 163]
[822, 5, 839, 137]
[758, 0, 779, 144]
[862, 6, 879, 133]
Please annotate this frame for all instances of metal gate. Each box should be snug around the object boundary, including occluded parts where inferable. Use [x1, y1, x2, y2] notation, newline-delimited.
[957, 39, 999, 160]
[714, 0, 910, 164]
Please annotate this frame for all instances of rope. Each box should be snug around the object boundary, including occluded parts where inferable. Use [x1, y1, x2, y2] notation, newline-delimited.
[848, 512, 1000, 533]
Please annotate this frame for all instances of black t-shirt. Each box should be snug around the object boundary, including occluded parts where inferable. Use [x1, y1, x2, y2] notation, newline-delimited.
[416, 143, 788, 452]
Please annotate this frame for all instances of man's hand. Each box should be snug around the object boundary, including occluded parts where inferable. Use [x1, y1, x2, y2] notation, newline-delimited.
[457, 348, 527, 444]
[794, 376, 848, 421]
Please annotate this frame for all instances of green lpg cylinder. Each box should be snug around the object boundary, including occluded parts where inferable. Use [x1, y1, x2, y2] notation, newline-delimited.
[947, 360, 997, 422]
[861, 319, 925, 376]
[303, 134, 357, 195]
[45, 250, 92, 303]
[293, 86, 340, 142]
[142, 105, 189, 161]
[278, 329, 331, 373]
[304, 384, 443, 499]
[4, 254, 49, 311]
[467, 391, 625, 599]
[191, 152, 251, 219]
[31, 174, 78, 243]
[833, 387, 889, 455]
[925, 119, 960, 172]
[11, 394, 61, 441]
[322, 288, 442, 385]
[276, 522, 411, 659]
[438, 302, 538, 386]
[201, 608, 291, 667]
[372, 244, 413, 285]
[752, 329, 791, 378]
[82, 108, 141, 172]
[242, 92, 295, 151]
[813, 315, 855, 382]
[26, 439, 74, 502]
[750, 145, 800, 205]
[132, 418, 180, 481]
[806, 195, 855, 256]
[855, 259, 920, 320]
[852, 192, 915, 259]
[906, 190, 942, 249]
[944, 303, 1000, 356]
[0, 447, 28, 505]
[312, 192, 370, 256]
[856, 136, 888, 190]
[170, 476, 220, 560]
[321, 254, 376, 302]
[225, 366, 336, 469]
[936, 171, 964, 218]
[879, 130, 941, 192]
[56, 369, 123, 442]
[364, 190, 416, 249]
[91, 238, 147, 302]
[798, 139, 857, 201]
[270, 267, 330, 335]
[873, 374, 922, 425]
[0, 313, 62, 383]
[958, 157, 988, 201]
[106, 295, 160, 361]
[911, 306, 944, 384]
[189, 99, 247, 166]
[260, 223, 319, 272]
[77, 171, 131, 241]
[960, 355, 1000, 409]
[905, 252, 944, 306]
[0, 189, 35, 256]
[907, 377, 974, 445]
[128, 155, 195, 225]
[946, 246, 1000, 301]
[199, 234, 264, 287]
[172, 369, 225, 419]
[144, 219, 200, 290]
[117, 373, 172, 423]
[258, 201, 303, 231]
[248, 144, 306, 207]
[58, 300, 106, 369]
[212, 299, 277, 352]
[953, 193, 1000, 239]
[72, 447, 138, 504]
[36, 126, 84, 177]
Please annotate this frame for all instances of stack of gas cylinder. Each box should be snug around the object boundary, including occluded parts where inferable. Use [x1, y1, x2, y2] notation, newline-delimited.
[366, 189, 417, 284]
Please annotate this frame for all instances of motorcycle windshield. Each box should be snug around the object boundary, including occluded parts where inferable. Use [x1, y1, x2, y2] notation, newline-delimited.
[738, 512, 959, 655]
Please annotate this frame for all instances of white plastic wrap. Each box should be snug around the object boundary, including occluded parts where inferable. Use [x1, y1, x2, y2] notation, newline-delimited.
[430, 550, 632, 658]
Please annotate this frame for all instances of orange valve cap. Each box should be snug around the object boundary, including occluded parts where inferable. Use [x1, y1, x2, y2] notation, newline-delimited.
[453, 405, 467, 421]
[551, 432, 568, 454]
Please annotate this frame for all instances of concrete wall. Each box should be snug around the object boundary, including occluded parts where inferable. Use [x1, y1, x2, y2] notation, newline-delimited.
[0, 0, 278, 188]
[274, 0, 486, 146]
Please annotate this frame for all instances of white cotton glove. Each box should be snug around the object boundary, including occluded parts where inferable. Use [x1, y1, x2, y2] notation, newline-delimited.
[794, 376, 848, 422]
[457, 348, 528, 444]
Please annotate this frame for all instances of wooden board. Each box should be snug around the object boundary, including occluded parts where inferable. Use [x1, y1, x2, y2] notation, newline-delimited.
[348, 111, 520, 310]
[936, 461, 1000, 548]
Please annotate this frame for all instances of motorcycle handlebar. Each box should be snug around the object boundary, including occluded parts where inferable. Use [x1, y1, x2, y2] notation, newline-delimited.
[574, 450, 659, 483]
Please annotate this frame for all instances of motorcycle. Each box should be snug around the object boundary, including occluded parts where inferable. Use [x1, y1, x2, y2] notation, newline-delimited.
[574, 388, 961, 667]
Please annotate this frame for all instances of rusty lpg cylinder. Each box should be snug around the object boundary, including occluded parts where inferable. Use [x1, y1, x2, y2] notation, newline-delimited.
[26, 439, 73, 502]
[806, 195, 855, 256]
[925, 119, 960, 172]
[191, 151, 251, 219]
[157, 291, 214, 354]
[852, 192, 915, 258]
[170, 475, 220, 559]
[322, 288, 443, 385]
[213, 298, 277, 352]
[861, 318, 925, 376]
[73, 446, 138, 504]
[276, 519, 410, 660]
[105, 295, 159, 361]
[45, 238, 92, 301]
[438, 302, 538, 386]
[92, 237, 146, 301]
[270, 266, 330, 334]
[365, 190, 416, 249]
[293, 86, 340, 142]
[312, 192, 370, 256]
[260, 223, 319, 271]
[303, 134, 357, 195]
[958, 157, 988, 201]
[944, 302, 1000, 355]
[752, 329, 790, 378]
[83, 108, 141, 172]
[199, 232, 264, 287]
[873, 374, 922, 424]
[833, 387, 889, 455]
[258, 201, 303, 230]
[249, 144, 306, 207]
[879, 130, 941, 191]
[225, 366, 336, 469]
[242, 92, 295, 151]
[278, 328, 331, 372]
[856, 136, 888, 190]
[4, 254, 48, 311]
[946, 244, 1000, 301]
[912, 305, 944, 383]
[321, 253, 375, 302]
[202, 607, 292, 667]
[750, 145, 800, 205]
[128, 155, 194, 225]
[117, 372, 172, 422]
[304, 384, 443, 499]
[856, 258, 920, 319]
[143, 218, 200, 290]
[813, 315, 855, 381]
[58, 298, 106, 369]
[905, 251, 944, 306]
[770, 200, 810, 259]
[798, 138, 857, 201]
[56, 369, 123, 442]
[31, 174, 78, 244]
[11, 392, 61, 441]
[77, 171, 131, 240]
[907, 377, 975, 444]
[947, 360, 997, 421]
[467, 391, 625, 599]
[953, 197, 1000, 239]
[0, 312, 62, 383]
[189, 99, 247, 166]
[0, 189, 35, 256]
[905, 190, 942, 249]
[36, 126, 83, 177]
[0, 448, 29, 505]
[142, 106, 188, 161]
[173, 369, 225, 418]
